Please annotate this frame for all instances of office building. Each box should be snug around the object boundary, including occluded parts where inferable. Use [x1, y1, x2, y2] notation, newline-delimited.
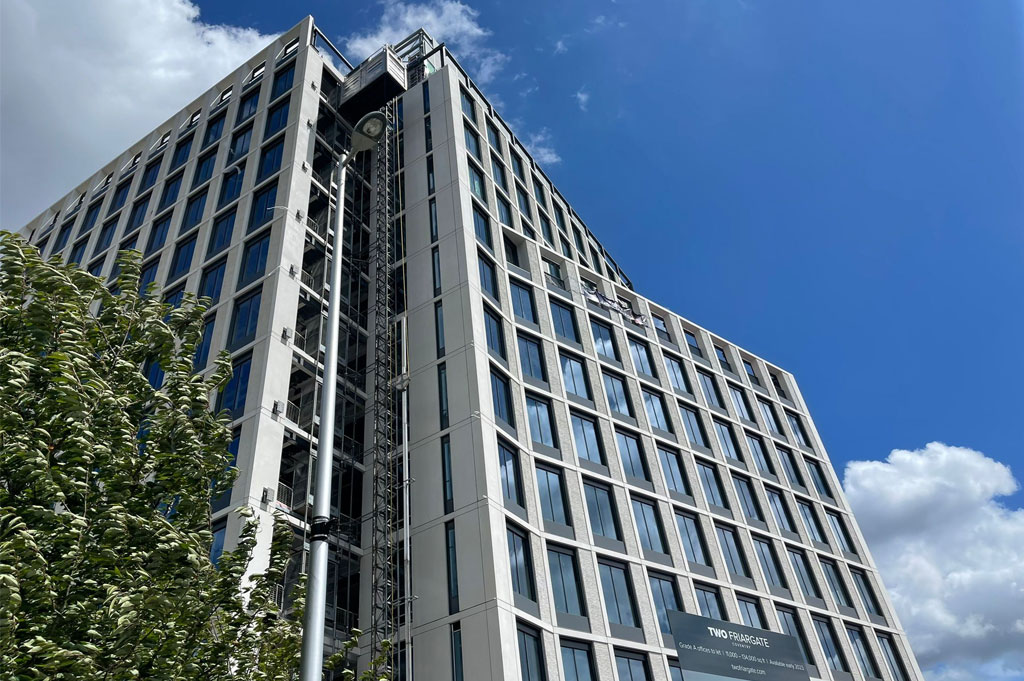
[17, 15, 923, 681]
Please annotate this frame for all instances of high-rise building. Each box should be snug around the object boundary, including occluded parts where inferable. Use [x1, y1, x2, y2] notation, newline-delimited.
[16, 15, 923, 681]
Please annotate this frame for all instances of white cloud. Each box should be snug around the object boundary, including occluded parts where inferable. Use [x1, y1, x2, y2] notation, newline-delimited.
[554, 39, 568, 55]
[574, 87, 590, 112]
[844, 443, 1024, 681]
[523, 128, 561, 166]
[344, 1, 507, 85]
[0, 0, 276, 229]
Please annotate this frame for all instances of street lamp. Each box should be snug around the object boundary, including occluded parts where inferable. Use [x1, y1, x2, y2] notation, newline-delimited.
[300, 111, 388, 681]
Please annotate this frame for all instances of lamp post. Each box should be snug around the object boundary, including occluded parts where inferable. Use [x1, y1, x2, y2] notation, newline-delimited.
[300, 111, 388, 681]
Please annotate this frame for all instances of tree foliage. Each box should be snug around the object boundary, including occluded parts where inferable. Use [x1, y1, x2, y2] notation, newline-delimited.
[0, 232, 310, 680]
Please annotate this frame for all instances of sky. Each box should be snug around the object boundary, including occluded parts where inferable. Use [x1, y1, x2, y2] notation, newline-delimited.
[1, 1, 1023, 679]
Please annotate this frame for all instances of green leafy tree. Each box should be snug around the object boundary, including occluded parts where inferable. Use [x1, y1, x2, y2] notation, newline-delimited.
[0, 233, 386, 680]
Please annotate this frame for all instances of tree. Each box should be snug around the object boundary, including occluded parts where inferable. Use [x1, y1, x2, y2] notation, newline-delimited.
[0, 233, 330, 680]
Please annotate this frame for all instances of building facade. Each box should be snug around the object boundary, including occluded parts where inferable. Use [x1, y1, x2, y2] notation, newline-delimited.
[17, 16, 923, 681]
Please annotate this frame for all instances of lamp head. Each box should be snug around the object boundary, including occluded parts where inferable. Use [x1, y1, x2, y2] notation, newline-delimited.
[350, 111, 389, 154]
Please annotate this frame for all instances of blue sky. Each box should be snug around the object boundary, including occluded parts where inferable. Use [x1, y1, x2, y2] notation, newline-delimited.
[196, 0, 1024, 496]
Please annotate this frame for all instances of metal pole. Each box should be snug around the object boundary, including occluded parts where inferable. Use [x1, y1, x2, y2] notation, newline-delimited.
[300, 154, 349, 681]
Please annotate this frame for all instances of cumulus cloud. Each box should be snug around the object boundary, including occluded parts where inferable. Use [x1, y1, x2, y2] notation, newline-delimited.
[0, 0, 276, 229]
[524, 128, 561, 166]
[574, 87, 591, 112]
[554, 39, 568, 55]
[844, 443, 1024, 681]
[344, 1, 507, 85]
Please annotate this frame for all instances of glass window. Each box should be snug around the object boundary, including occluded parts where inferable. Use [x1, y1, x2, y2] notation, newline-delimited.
[549, 301, 579, 342]
[787, 412, 811, 447]
[170, 135, 193, 170]
[217, 354, 251, 418]
[499, 441, 524, 506]
[570, 413, 603, 465]
[821, 559, 853, 608]
[852, 569, 882, 616]
[777, 607, 812, 664]
[78, 203, 102, 235]
[714, 420, 741, 460]
[203, 113, 226, 148]
[598, 561, 637, 627]
[510, 281, 536, 322]
[424, 116, 432, 152]
[227, 125, 253, 164]
[628, 338, 654, 376]
[194, 318, 215, 370]
[766, 487, 795, 532]
[439, 363, 449, 428]
[806, 459, 833, 498]
[228, 290, 261, 350]
[468, 162, 486, 201]
[584, 482, 620, 540]
[503, 237, 519, 268]
[649, 574, 681, 633]
[549, 548, 585, 615]
[517, 625, 545, 681]
[464, 127, 481, 159]
[477, 204, 497, 246]
[665, 355, 691, 393]
[798, 501, 826, 543]
[491, 158, 508, 192]
[878, 635, 909, 681]
[144, 215, 171, 256]
[788, 549, 822, 599]
[813, 618, 849, 672]
[109, 181, 131, 214]
[697, 461, 727, 508]
[236, 91, 260, 126]
[730, 386, 753, 420]
[746, 434, 775, 475]
[199, 258, 226, 303]
[778, 447, 806, 487]
[507, 525, 535, 600]
[435, 302, 445, 357]
[771, 372, 789, 399]
[138, 259, 159, 294]
[125, 196, 150, 233]
[738, 597, 766, 628]
[168, 235, 196, 281]
[827, 512, 854, 553]
[158, 172, 184, 211]
[270, 63, 294, 100]
[264, 100, 289, 137]
[432, 246, 442, 294]
[68, 239, 88, 265]
[532, 179, 547, 209]
[484, 307, 506, 359]
[441, 436, 453, 514]
[695, 585, 724, 620]
[445, 520, 459, 610]
[459, 89, 476, 123]
[93, 219, 118, 256]
[237, 232, 270, 288]
[680, 406, 708, 448]
[140, 159, 162, 192]
[491, 369, 514, 426]
[427, 156, 436, 193]
[193, 151, 216, 188]
[511, 153, 525, 181]
[517, 334, 546, 382]
[659, 447, 690, 495]
[247, 181, 277, 232]
[733, 476, 764, 521]
[181, 189, 208, 233]
[848, 626, 881, 678]
[537, 466, 570, 525]
[526, 395, 557, 448]
[717, 525, 750, 577]
[676, 512, 709, 565]
[591, 320, 618, 360]
[697, 371, 723, 408]
[516, 185, 532, 219]
[497, 196, 513, 226]
[210, 519, 227, 565]
[684, 330, 703, 358]
[451, 623, 463, 681]
[478, 255, 498, 299]
[603, 373, 632, 417]
[207, 209, 236, 257]
[715, 345, 733, 373]
[257, 139, 284, 181]
[561, 643, 594, 681]
[632, 497, 665, 553]
[642, 390, 670, 432]
[753, 536, 786, 588]
[616, 431, 647, 480]
[616, 653, 651, 681]
[758, 400, 782, 434]
[560, 353, 591, 399]
[743, 359, 761, 386]
[428, 198, 438, 241]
